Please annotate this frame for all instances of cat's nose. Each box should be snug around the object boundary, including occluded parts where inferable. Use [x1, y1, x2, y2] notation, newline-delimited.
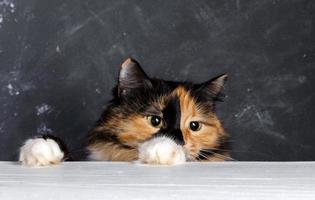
[153, 129, 185, 145]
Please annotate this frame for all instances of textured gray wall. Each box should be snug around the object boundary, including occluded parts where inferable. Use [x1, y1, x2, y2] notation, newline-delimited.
[0, 0, 314, 161]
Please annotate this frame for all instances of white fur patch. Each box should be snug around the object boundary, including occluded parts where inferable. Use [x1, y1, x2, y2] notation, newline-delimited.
[88, 150, 103, 161]
[138, 136, 186, 165]
[19, 138, 64, 167]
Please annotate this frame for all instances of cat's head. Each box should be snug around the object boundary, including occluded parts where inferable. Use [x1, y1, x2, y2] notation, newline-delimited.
[93, 58, 229, 161]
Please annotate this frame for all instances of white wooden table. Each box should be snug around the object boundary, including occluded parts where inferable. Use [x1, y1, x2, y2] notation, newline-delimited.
[0, 161, 315, 200]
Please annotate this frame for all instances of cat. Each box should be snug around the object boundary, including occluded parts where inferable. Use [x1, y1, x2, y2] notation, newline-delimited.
[19, 58, 231, 166]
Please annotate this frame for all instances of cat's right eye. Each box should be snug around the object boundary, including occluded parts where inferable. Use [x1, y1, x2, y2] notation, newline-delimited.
[147, 115, 163, 128]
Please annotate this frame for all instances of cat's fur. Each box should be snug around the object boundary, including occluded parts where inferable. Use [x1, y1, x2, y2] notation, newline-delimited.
[19, 58, 230, 166]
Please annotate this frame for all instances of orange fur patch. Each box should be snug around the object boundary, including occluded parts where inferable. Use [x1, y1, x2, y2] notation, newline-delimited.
[173, 86, 229, 161]
[88, 142, 138, 161]
[117, 114, 159, 147]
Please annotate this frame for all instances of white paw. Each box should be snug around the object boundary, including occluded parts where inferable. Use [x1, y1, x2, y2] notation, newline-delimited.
[138, 136, 186, 165]
[19, 138, 64, 167]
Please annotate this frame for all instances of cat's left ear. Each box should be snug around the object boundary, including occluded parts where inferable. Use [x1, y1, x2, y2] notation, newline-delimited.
[118, 58, 152, 97]
[194, 74, 228, 102]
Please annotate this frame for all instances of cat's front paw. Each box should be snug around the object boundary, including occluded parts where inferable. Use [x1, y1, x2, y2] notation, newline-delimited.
[138, 136, 186, 165]
[19, 137, 64, 167]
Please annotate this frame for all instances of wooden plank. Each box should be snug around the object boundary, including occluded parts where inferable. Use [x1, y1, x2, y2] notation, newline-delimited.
[0, 161, 315, 200]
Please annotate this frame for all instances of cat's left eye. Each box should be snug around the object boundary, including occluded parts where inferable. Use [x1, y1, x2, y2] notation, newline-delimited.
[189, 121, 201, 131]
[147, 115, 163, 128]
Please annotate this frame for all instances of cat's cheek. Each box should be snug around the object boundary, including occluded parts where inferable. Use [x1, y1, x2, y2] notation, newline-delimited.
[137, 136, 186, 165]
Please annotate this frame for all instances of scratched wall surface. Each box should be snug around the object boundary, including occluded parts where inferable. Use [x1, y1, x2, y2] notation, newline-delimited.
[0, 0, 314, 161]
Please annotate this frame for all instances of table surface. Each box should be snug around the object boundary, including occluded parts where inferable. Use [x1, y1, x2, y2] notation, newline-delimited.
[1, 161, 315, 200]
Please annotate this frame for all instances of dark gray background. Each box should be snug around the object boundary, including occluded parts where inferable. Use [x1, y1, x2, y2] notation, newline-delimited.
[0, 0, 314, 161]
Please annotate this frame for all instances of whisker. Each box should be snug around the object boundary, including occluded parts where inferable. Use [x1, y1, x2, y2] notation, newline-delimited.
[202, 147, 256, 154]
[197, 152, 210, 161]
[206, 147, 230, 152]
[201, 149, 237, 161]
[189, 152, 202, 161]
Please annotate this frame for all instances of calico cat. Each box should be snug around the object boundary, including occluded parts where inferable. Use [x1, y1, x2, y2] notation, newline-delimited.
[19, 58, 231, 166]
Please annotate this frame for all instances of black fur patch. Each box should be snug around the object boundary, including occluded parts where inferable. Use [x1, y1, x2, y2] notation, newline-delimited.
[154, 96, 185, 145]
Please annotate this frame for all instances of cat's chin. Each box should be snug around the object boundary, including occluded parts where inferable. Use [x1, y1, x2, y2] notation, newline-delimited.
[138, 136, 186, 165]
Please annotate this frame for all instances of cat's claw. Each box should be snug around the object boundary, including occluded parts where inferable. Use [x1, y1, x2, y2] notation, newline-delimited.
[19, 137, 64, 167]
[138, 136, 186, 165]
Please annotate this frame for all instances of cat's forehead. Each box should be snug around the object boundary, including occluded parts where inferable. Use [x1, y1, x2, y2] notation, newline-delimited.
[145, 83, 208, 117]
[120, 78, 215, 118]
[151, 79, 193, 97]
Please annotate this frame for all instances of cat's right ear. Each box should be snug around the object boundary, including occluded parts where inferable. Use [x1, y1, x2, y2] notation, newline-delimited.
[193, 74, 228, 103]
[118, 58, 152, 97]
